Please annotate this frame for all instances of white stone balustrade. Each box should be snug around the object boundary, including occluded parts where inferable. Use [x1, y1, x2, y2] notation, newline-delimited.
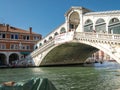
[74, 32, 120, 44]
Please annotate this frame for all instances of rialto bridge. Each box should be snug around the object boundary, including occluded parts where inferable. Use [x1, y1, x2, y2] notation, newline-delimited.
[26, 6, 120, 66]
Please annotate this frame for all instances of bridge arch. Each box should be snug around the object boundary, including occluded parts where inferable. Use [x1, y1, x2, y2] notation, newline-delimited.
[34, 45, 38, 50]
[44, 39, 47, 44]
[95, 18, 106, 33]
[69, 12, 80, 31]
[60, 27, 66, 34]
[49, 36, 53, 40]
[37, 42, 100, 66]
[73, 35, 120, 63]
[84, 19, 93, 32]
[39, 43, 42, 47]
[108, 18, 120, 34]
[0, 53, 7, 65]
[9, 53, 19, 64]
[54, 32, 59, 36]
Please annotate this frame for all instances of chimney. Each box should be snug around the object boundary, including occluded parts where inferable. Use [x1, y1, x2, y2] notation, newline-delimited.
[6, 24, 9, 31]
[29, 27, 32, 34]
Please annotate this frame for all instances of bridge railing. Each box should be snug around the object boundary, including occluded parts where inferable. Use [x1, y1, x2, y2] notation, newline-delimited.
[74, 32, 120, 43]
[30, 39, 55, 57]
[30, 32, 120, 57]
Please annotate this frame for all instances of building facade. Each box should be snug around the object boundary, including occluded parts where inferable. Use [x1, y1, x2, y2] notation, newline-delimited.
[0, 24, 42, 66]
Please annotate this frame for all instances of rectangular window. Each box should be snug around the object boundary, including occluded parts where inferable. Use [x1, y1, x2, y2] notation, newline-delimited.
[0, 43, 6, 49]
[26, 45, 30, 50]
[15, 34, 18, 39]
[33, 36, 36, 40]
[2, 34, 5, 38]
[33, 36, 40, 40]
[10, 44, 14, 49]
[0, 33, 2, 38]
[15, 44, 18, 49]
[10, 44, 18, 50]
[23, 35, 30, 40]
[37, 36, 40, 40]
[11, 34, 19, 39]
[0, 33, 6, 39]
[22, 45, 25, 50]
[11, 34, 14, 39]
[23, 36, 26, 40]
[27, 36, 29, 40]
[1, 44, 5, 49]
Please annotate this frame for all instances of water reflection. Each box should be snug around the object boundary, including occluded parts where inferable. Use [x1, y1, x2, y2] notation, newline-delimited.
[0, 62, 120, 90]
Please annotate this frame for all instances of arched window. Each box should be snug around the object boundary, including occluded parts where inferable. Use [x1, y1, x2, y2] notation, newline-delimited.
[60, 28, 66, 34]
[9, 53, 19, 64]
[44, 40, 47, 43]
[95, 18, 106, 33]
[108, 18, 120, 34]
[84, 19, 93, 32]
[109, 18, 119, 24]
[54, 32, 58, 36]
[34, 45, 38, 50]
[49, 36, 52, 40]
[69, 12, 80, 31]
[39, 43, 42, 46]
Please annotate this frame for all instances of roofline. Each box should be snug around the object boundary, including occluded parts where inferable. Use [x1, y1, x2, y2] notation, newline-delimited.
[0, 24, 42, 35]
[85, 10, 120, 16]
[64, 6, 92, 17]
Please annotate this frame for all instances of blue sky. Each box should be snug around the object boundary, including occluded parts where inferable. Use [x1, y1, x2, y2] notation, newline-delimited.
[0, 0, 120, 37]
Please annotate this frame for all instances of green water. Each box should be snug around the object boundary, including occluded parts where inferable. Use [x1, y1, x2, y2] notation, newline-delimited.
[0, 62, 120, 90]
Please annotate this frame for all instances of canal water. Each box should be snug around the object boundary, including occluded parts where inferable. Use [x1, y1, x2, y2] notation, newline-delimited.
[0, 62, 120, 90]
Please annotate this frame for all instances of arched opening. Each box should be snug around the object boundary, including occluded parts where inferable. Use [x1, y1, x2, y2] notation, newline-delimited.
[69, 12, 80, 31]
[84, 19, 93, 32]
[0, 53, 7, 65]
[41, 43, 98, 66]
[95, 18, 106, 33]
[108, 18, 120, 34]
[49, 36, 52, 40]
[34, 45, 38, 50]
[9, 53, 19, 65]
[60, 27, 66, 34]
[39, 43, 42, 47]
[44, 40, 47, 43]
[54, 32, 59, 36]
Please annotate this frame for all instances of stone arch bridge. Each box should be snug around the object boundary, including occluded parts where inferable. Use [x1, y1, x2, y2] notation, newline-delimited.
[26, 6, 120, 66]
[27, 32, 120, 66]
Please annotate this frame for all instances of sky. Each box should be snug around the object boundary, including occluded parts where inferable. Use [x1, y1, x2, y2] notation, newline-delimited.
[0, 0, 120, 37]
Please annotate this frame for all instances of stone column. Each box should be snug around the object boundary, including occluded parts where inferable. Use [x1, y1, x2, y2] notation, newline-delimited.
[6, 52, 9, 65]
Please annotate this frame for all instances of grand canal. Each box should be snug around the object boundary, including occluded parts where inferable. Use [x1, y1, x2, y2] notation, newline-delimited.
[0, 62, 120, 90]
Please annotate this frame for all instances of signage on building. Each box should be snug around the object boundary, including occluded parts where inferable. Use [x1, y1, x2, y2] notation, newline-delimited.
[54, 31, 74, 44]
